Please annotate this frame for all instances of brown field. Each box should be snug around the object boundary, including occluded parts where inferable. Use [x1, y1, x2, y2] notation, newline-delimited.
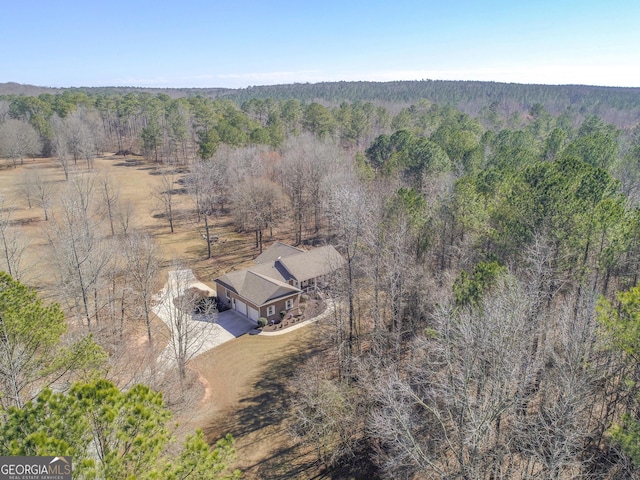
[0, 155, 331, 479]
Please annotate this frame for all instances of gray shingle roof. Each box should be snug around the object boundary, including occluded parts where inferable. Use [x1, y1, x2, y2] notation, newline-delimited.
[215, 243, 344, 306]
[254, 241, 304, 264]
[215, 269, 300, 306]
[277, 245, 345, 282]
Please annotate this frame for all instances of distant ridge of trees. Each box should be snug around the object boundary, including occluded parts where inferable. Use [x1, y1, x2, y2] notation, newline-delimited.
[225, 80, 640, 127]
[225, 80, 640, 110]
[0, 82, 235, 99]
[3, 79, 640, 127]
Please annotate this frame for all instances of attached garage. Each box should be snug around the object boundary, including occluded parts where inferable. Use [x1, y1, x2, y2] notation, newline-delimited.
[215, 266, 304, 325]
[235, 299, 247, 316]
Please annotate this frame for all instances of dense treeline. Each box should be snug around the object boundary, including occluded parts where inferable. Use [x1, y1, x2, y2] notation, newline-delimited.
[0, 91, 382, 160]
[227, 80, 640, 117]
[3, 86, 640, 478]
[2, 86, 637, 167]
[282, 101, 640, 478]
[5, 79, 640, 128]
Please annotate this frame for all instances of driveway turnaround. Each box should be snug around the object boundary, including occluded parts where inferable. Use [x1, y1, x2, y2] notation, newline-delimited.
[153, 270, 257, 371]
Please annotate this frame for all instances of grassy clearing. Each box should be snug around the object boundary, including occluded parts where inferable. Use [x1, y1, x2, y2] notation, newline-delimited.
[191, 324, 330, 479]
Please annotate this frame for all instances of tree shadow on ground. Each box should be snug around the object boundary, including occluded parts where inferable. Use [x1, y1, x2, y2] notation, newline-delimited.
[203, 324, 380, 479]
[113, 160, 144, 167]
[149, 167, 188, 175]
[203, 328, 331, 478]
[205, 336, 323, 435]
[247, 442, 380, 480]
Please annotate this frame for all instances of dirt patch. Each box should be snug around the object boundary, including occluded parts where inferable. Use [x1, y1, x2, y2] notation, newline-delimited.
[196, 369, 213, 404]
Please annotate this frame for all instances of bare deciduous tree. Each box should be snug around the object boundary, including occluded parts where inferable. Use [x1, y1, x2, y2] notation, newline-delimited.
[363, 272, 617, 480]
[185, 158, 228, 258]
[279, 135, 340, 244]
[0, 100, 9, 124]
[24, 168, 57, 221]
[47, 174, 112, 327]
[0, 199, 29, 281]
[154, 171, 178, 233]
[97, 173, 119, 236]
[17, 170, 34, 210]
[513, 291, 603, 479]
[51, 115, 73, 180]
[289, 356, 362, 468]
[231, 177, 286, 253]
[368, 275, 537, 479]
[155, 267, 217, 385]
[115, 199, 135, 236]
[0, 118, 42, 167]
[62, 109, 99, 169]
[326, 177, 369, 379]
[224, 145, 266, 186]
[122, 232, 161, 344]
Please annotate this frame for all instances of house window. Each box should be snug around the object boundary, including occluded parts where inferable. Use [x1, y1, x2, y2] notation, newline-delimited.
[267, 305, 275, 316]
[285, 298, 294, 310]
[225, 289, 230, 299]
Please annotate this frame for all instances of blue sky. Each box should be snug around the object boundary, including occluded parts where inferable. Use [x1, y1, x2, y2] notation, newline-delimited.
[2, 0, 640, 88]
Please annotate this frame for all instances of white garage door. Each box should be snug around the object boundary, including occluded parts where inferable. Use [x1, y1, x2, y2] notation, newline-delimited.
[248, 306, 259, 322]
[235, 299, 247, 316]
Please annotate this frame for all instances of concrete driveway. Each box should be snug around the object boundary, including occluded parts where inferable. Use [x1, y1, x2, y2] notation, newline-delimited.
[216, 308, 258, 338]
[153, 270, 258, 372]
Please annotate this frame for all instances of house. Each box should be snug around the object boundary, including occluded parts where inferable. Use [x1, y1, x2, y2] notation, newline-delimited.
[214, 242, 344, 324]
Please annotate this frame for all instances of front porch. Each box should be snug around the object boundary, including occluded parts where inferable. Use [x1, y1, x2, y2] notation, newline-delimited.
[259, 298, 325, 333]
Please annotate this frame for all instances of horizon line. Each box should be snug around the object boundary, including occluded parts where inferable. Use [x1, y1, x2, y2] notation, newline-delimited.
[2, 78, 640, 91]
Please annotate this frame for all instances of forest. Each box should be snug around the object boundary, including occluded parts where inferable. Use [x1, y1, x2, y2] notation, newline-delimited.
[1, 81, 640, 479]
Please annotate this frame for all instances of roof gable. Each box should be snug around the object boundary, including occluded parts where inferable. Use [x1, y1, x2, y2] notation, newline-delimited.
[242, 271, 300, 305]
[216, 269, 300, 306]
